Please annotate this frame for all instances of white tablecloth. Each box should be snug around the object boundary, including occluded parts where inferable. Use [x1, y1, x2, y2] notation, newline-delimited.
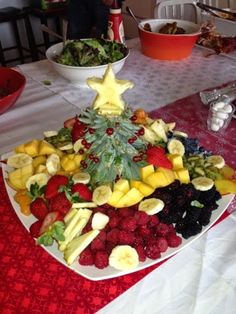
[1, 39, 236, 314]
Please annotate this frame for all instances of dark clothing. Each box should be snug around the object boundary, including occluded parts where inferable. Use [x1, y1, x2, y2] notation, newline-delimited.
[68, 0, 110, 39]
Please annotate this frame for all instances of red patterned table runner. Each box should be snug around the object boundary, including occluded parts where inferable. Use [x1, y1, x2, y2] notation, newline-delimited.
[1, 91, 235, 314]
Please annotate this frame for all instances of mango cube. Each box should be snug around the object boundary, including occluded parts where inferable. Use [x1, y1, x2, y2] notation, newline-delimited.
[168, 154, 183, 170]
[107, 190, 124, 207]
[140, 164, 155, 180]
[116, 188, 143, 208]
[137, 182, 154, 197]
[174, 168, 190, 184]
[130, 180, 142, 189]
[15, 143, 26, 153]
[156, 167, 175, 185]
[61, 155, 77, 172]
[32, 155, 47, 169]
[113, 179, 130, 193]
[144, 172, 169, 188]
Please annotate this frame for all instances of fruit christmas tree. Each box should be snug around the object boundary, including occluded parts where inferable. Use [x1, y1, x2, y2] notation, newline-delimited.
[5, 65, 236, 272]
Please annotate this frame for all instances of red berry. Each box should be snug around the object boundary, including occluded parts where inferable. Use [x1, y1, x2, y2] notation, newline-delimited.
[138, 225, 152, 238]
[88, 128, 95, 134]
[71, 183, 92, 201]
[107, 228, 119, 244]
[120, 217, 137, 231]
[84, 143, 91, 149]
[91, 237, 106, 251]
[79, 148, 84, 155]
[108, 216, 120, 229]
[106, 127, 114, 135]
[156, 237, 168, 252]
[118, 230, 135, 245]
[166, 232, 182, 248]
[118, 207, 135, 217]
[29, 220, 42, 238]
[44, 175, 69, 200]
[130, 115, 137, 122]
[81, 139, 87, 146]
[138, 127, 144, 136]
[134, 211, 149, 225]
[93, 157, 99, 163]
[71, 122, 86, 142]
[30, 198, 49, 220]
[145, 242, 161, 259]
[128, 138, 134, 144]
[148, 215, 160, 227]
[155, 223, 170, 237]
[79, 248, 94, 266]
[94, 251, 109, 269]
[88, 153, 94, 160]
[134, 245, 146, 262]
[133, 155, 142, 162]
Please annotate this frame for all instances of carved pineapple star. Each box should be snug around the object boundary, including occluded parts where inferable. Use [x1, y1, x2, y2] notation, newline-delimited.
[87, 64, 134, 115]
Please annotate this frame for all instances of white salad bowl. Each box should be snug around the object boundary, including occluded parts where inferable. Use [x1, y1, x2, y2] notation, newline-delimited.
[46, 41, 130, 87]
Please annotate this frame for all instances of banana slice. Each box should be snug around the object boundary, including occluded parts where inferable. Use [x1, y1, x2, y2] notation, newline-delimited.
[138, 198, 164, 215]
[173, 130, 188, 138]
[72, 172, 91, 184]
[73, 139, 83, 153]
[7, 153, 32, 169]
[92, 185, 112, 206]
[43, 131, 58, 138]
[46, 153, 61, 175]
[109, 245, 139, 271]
[191, 176, 214, 191]
[91, 212, 109, 230]
[59, 143, 73, 151]
[207, 155, 225, 169]
[167, 139, 185, 156]
[26, 173, 50, 191]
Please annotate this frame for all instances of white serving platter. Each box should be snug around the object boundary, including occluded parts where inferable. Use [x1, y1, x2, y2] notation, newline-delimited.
[2, 152, 234, 281]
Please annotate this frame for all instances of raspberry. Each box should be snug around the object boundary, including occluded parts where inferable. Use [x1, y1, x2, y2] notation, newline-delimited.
[98, 230, 107, 242]
[79, 248, 94, 266]
[155, 223, 170, 237]
[108, 216, 120, 229]
[102, 204, 114, 210]
[137, 225, 152, 238]
[156, 237, 168, 252]
[105, 242, 116, 255]
[118, 207, 135, 217]
[145, 242, 161, 260]
[118, 230, 135, 245]
[91, 237, 105, 251]
[106, 208, 117, 218]
[93, 207, 107, 214]
[120, 217, 137, 231]
[166, 232, 182, 247]
[134, 211, 149, 225]
[82, 222, 92, 234]
[134, 245, 146, 262]
[107, 228, 119, 244]
[168, 224, 175, 233]
[148, 215, 160, 227]
[94, 251, 109, 269]
[133, 234, 144, 247]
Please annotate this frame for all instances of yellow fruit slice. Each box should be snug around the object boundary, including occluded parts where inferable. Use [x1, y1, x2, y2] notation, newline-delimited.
[7, 153, 32, 169]
[207, 155, 225, 169]
[191, 176, 214, 191]
[109, 245, 139, 271]
[113, 179, 130, 193]
[167, 139, 185, 156]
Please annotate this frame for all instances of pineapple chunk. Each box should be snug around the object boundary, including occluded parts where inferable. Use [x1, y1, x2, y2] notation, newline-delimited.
[38, 140, 56, 155]
[107, 190, 124, 207]
[130, 180, 142, 189]
[24, 140, 40, 157]
[15, 143, 26, 153]
[32, 155, 47, 169]
[174, 168, 190, 184]
[168, 154, 183, 170]
[156, 167, 175, 185]
[144, 172, 169, 188]
[137, 182, 154, 197]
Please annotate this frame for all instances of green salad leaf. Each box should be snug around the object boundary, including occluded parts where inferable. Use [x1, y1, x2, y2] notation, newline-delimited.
[55, 39, 128, 67]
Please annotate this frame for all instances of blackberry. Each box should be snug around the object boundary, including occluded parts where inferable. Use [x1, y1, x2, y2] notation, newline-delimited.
[183, 206, 202, 224]
[198, 186, 218, 204]
[166, 180, 181, 191]
[181, 223, 202, 239]
[198, 207, 212, 226]
[175, 220, 187, 233]
[151, 189, 173, 205]
[214, 191, 222, 202]
[206, 201, 219, 211]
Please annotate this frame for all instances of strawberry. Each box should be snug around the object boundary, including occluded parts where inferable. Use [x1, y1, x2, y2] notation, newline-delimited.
[30, 198, 49, 220]
[39, 211, 64, 235]
[64, 116, 77, 129]
[146, 146, 173, 169]
[29, 220, 42, 238]
[49, 192, 71, 215]
[71, 121, 87, 142]
[71, 183, 92, 201]
[44, 175, 69, 200]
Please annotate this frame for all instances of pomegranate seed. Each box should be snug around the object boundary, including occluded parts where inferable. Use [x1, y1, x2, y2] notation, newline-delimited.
[78, 148, 84, 155]
[81, 139, 87, 146]
[130, 115, 137, 122]
[88, 128, 95, 134]
[106, 128, 114, 135]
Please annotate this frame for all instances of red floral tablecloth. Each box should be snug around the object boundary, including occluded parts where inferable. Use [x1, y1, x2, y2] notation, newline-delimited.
[0, 91, 235, 314]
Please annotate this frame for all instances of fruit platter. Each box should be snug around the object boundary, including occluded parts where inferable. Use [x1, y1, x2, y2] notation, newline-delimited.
[2, 65, 236, 280]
